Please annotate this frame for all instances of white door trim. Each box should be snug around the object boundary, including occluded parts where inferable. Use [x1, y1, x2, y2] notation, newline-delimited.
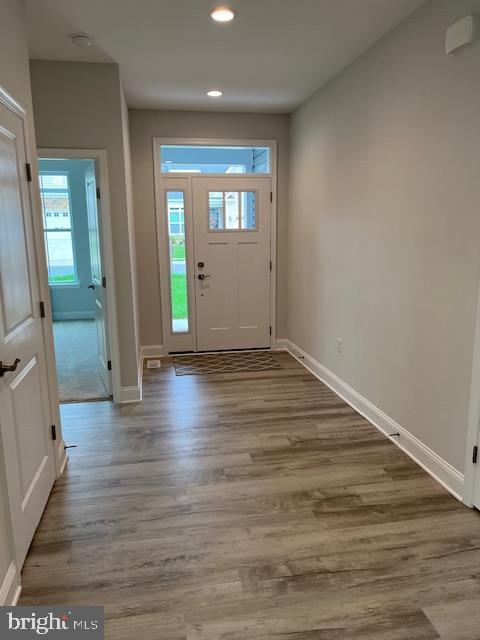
[153, 137, 278, 355]
[463, 282, 480, 506]
[37, 148, 121, 404]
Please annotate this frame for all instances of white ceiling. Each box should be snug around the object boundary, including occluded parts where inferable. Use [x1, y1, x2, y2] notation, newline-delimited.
[25, 0, 427, 112]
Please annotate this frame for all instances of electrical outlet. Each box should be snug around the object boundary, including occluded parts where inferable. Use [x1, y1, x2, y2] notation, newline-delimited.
[336, 337, 343, 354]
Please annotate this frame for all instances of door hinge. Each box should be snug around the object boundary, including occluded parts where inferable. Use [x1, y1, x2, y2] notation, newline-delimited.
[96, 186, 101, 199]
[102, 276, 107, 288]
[270, 191, 273, 203]
[39, 301, 46, 318]
[107, 360, 112, 371]
[269, 326, 272, 335]
[26, 163, 32, 182]
[270, 260, 272, 271]
[473, 445, 478, 464]
[51, 425, 57, 441]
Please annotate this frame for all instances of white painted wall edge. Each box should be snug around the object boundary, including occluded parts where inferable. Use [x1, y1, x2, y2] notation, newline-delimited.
[463, 282, 480, 506]
[52, 311, 95, 321]
[0, 562, 21, 606]
[283, 340, 464, 502]
[132, 345, 165, 405]
[119, 386, 142, 404]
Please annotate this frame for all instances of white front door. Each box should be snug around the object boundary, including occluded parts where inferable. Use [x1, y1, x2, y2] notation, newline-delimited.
[85, 163, 111, 393]
[192, 177, 271, 351]
[0, 98, 56, 567]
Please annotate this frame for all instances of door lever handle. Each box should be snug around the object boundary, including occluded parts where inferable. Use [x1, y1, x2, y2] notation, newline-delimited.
[0, 358, 20, 377]
[88, 284, 95, 290]
[198, 274, 211, 280]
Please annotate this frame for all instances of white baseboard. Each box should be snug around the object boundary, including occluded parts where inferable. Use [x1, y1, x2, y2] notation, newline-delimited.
[287, 340, 464, 501]
[119, 385, 142, 403]
[0, 562, 21, 606]
[273, 338, 289, 350]
[141, 344, 165, 359]
[52, 311, 95, 321]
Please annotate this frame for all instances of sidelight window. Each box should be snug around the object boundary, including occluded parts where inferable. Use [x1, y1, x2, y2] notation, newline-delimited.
[166, 191, 189, 333]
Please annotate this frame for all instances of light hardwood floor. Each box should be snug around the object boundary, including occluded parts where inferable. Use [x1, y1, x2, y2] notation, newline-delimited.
[20, 353, 480, 639]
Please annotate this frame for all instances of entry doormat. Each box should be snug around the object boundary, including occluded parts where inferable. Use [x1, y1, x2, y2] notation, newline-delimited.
[173, 351, 282, 376]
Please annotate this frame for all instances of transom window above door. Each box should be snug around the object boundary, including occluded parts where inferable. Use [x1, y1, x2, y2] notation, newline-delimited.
[160, 144, 271, 174]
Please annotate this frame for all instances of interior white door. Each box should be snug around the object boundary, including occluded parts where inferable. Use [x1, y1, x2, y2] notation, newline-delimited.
[0, 99, 56, 568]
[474, 440, 480, 509]
[193, 177, 271, 351]
[85, 163, 111, 394]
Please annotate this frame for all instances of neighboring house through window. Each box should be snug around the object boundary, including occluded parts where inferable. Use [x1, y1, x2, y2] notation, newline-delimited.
[168, 202, 185, 236]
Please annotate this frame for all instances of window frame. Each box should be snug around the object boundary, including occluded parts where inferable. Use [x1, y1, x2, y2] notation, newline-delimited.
[39, 170, 80, 287]
[153, 138, 277, 355]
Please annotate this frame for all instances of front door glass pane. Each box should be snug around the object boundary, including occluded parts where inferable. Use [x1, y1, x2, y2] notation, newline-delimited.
[225, 192, 239, 229]
[166, 191, 188, 333]
[208, 192, 224, 229]
[208, 191, 257, 231]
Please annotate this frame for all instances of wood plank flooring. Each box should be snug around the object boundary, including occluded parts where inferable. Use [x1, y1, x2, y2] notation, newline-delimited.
[19, 352, 480, 639]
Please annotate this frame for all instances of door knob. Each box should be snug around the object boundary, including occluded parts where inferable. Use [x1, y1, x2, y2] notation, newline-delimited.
[0, 358, 20, 377]
[88, 284, 95, 290]
[198, 274, 211, 280]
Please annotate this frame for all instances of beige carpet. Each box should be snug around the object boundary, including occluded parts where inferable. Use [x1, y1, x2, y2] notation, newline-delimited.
[53, 320, 110, 403]
[173, 351, 282, 376]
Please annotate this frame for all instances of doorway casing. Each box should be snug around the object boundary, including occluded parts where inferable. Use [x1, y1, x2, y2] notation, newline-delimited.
[153, 138, 278, 355]
[38, 148, 121, 403]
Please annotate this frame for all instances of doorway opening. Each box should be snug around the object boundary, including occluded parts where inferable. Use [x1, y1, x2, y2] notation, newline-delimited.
[38, 155, 115, 403]
[154, 139, 277, 355]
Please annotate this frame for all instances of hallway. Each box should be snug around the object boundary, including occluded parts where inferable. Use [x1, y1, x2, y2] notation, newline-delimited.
[19, 353, 480, 639]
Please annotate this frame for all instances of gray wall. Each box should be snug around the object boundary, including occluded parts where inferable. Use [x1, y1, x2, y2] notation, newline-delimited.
[288, 0, 480, 473]
[30, 61, 140, 388]
[38, 158, 95, 320]
[129, 109, 290, 348]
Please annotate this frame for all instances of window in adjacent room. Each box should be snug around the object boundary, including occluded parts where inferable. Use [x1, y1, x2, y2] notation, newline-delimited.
[39, 172, 77, 285]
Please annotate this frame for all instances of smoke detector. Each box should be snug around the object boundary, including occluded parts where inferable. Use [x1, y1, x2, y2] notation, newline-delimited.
[71, 34, 94, 48]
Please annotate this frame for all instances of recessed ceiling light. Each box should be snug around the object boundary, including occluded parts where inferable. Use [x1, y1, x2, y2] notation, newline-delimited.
[206, 90, 223, 97]
[210, 7, 236, 22]
[71, 33, 94, 48]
